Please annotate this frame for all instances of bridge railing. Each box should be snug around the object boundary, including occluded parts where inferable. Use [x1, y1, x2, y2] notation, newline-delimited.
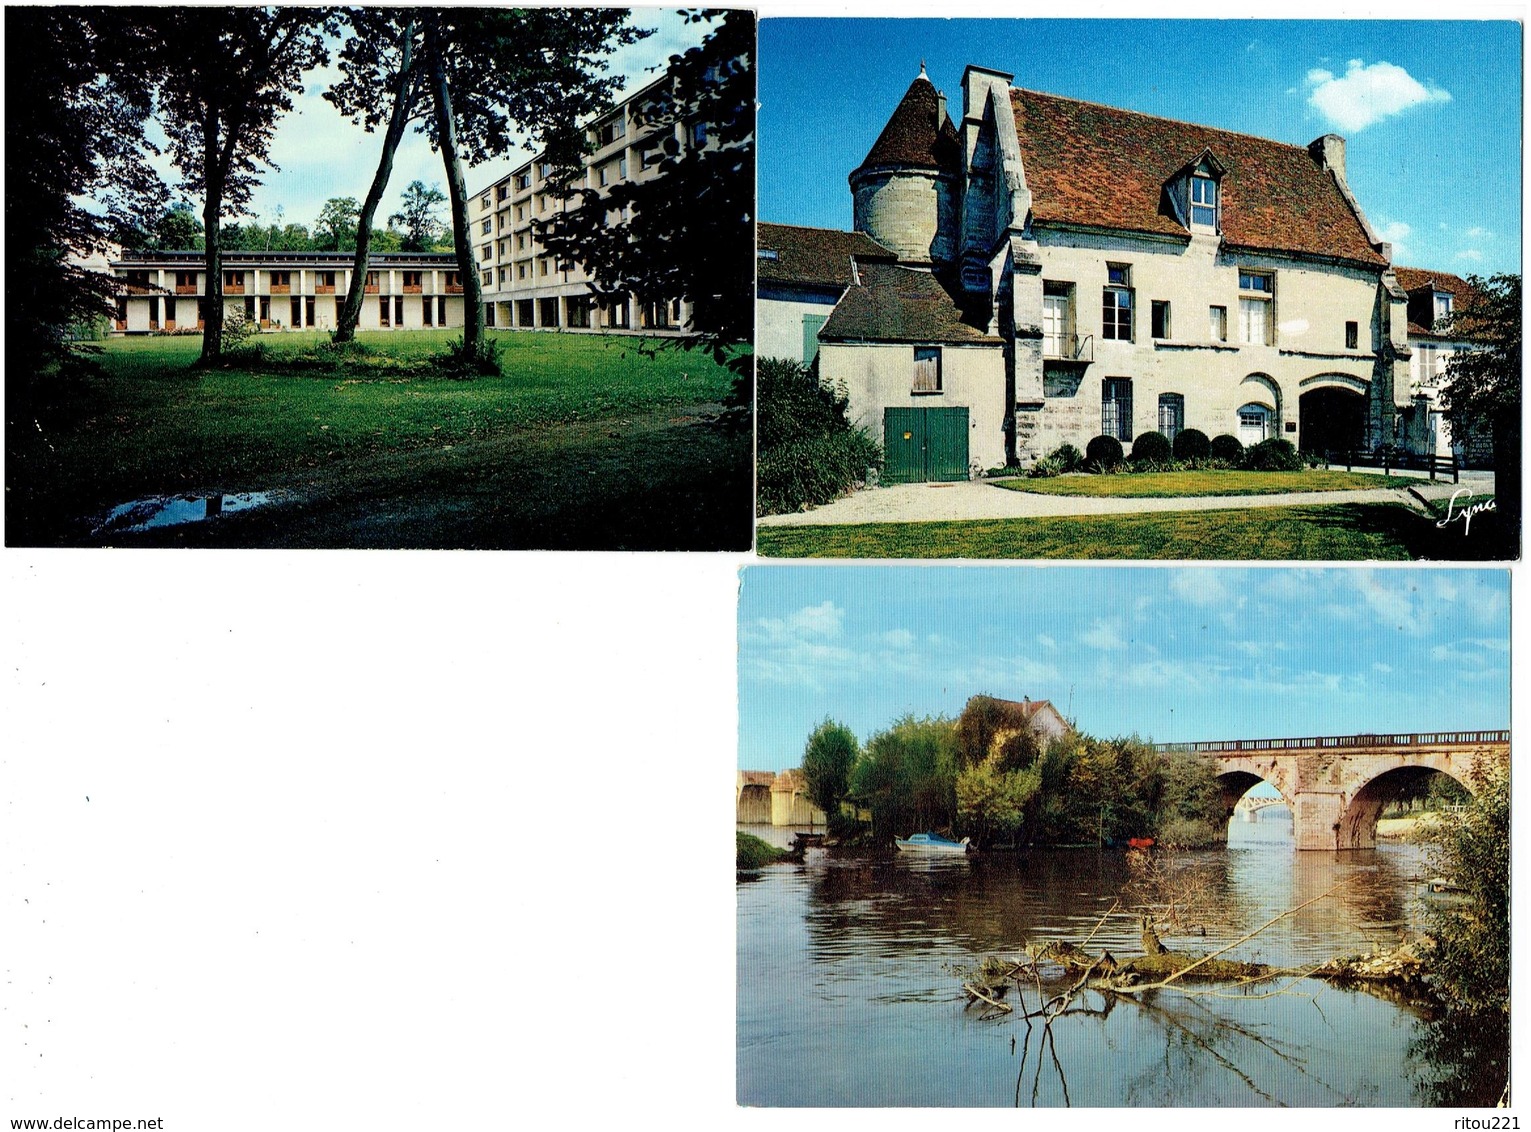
[1155, 730, 1510, 755]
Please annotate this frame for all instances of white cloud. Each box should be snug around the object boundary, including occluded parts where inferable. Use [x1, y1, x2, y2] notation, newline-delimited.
[1372, 662, 1393, 674]
[1456, 249, 1485, 262]
[1466, 226, 1494, 240]
[881, 628, 915, 648]
[1170, 569, 1231, 608]
[1305, 59, 1451, 133]
[1036, 633, 1057, 651]
[1080, 619, 1127, 651]
[1376, 220, 1412, 262]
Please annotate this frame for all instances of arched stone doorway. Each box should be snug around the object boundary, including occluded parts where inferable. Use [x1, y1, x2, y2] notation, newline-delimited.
[1299, 374, 1370, 458]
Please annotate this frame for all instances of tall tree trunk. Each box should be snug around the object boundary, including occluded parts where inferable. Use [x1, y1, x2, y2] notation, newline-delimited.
[335, 18, 417, 343]
[199, 111, 224, 363]
[427, 25, 483, 353]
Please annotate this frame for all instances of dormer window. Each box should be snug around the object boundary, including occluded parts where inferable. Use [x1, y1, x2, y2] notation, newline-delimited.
[1190, 174, 1218, 228]
[1434, 292, 1453, 329]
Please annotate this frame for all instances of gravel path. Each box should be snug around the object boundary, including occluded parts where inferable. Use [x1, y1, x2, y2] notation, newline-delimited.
[757, 470, 1496, 527]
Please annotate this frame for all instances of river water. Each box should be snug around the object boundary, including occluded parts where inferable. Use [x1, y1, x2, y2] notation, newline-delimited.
[737, 813, 1500, 1107]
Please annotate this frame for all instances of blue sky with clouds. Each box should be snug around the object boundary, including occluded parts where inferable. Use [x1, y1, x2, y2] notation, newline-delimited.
[759, 18, 1521, 277]
[146, 11, 703, 236]
[738, 566, 1511, 770]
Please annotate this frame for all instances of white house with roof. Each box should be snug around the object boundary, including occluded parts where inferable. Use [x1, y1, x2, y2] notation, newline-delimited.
[762, 65, 1480, 480]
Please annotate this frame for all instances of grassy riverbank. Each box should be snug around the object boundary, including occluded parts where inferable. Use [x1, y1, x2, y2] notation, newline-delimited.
[9, 330, 751, 549]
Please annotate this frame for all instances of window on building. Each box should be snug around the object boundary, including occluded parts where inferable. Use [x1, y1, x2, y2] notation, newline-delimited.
[224, 270, 243, 291]
[1238, 403, 1271, 445]
[566, 296, 591, 329]
[437, 296, 447, 325]
[497, 185, 509, 201]
[306, 296, 315, 326]
[164, 297, 176, 326]
[485, 302, 495, 327]
[379, 296, 390, 326]
[515, 172, 530, 191]
[1209, 305, 1228, 342]
[1346, 320, 1359, 350]
[481, 218, 492, 235]
[912, 347, 942, 393]
[403, 271, 422, 289]
[1158, 393, 1185, 442]
[1151, 300, 1171, 340]
[599, 164, 609, 187]
[539, 259, 548, 277]
[115, 297, 127, 327]
[518, 263, 528, 280]
[538, 160, 552, 180]
[1238, 270, 1274, 345]
[1190, 173, 1218, 229]
[291, 296, 302, 327]
[175, 270, 198, 291]
[1434, 292, 1453, 328]
[640, 142, 662, 168]
[618, 156, 628, 179]
[539, 297, 559, 327]
[258, 296, 270, 324]
[516, 204, 526, 222]
[394, 296, 404, 326]
[1102, 378, 1133, 440]
[365, 271, 380, 291]
[481, 270, 492, 286]
[516, 233, 527, 251]
[516, 299, 534, 327]
[598, 117, 626, 146]
[243, 295, 255, 319]
[1102, 264, 1133, 341]
[149, 296, 160, 329]
[1042, 282, 1074, 358]
[480, 194, 490, 210]
[607, 300, 630, 329]
[480, 244, 492, 262]
[317, 270, 336, 291]
[270, 270, 290, 288]
[125, 269, 151, 287]
[690, 120, 707, 148]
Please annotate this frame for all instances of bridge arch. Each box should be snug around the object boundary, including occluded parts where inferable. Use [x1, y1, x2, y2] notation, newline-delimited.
[1216, 770, 1293, 824]
[1337, 757, 1473, 850]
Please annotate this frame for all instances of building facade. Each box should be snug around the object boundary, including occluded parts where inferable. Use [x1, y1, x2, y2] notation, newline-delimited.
[108, 251, 464, 334]
[768, 65, 1476, 479]
[471, 70, 703, 335]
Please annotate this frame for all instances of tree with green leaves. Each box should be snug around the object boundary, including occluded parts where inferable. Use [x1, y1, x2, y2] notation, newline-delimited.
[538, 9, 755, 375]
[801, 720, 860, 835]
[1441, 273, 1521, 556]
[1424, 763, 1508, 1013]
[314, 197, 363, 252]
[391, 180, 448, 252]
[850, 716, 958, 839]
[5, 7, 160, 383]
[148, 7, 334, 362]
[327, 8, 645, 353]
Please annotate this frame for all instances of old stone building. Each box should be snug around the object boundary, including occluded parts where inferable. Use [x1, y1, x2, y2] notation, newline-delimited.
[769, 64, 1477, 479]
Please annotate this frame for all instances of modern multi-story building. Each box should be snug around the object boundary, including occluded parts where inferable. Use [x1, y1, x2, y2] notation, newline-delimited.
[108, 250, 464, 334]
[471, 69, 699, 335]
[760, 65, 1487, 479]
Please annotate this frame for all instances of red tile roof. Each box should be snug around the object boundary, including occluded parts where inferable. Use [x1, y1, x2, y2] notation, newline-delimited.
[1010, 88, 1387, 268]
[818, 262, 1000, 345]
[1393, 266, 1480, 337]
[757, 223, 896, 289]
[855, 74, 962, 175]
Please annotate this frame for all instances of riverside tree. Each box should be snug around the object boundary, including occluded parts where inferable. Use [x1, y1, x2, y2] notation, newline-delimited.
[801, 720, 860, 834]
[149, 7, 334, 362]
[850, 716, 958, 839]
[538, 10, 756, 375]
[327, 8, 645, 353]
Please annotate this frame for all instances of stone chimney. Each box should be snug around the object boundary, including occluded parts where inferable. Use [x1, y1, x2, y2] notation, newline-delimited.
[1308, 134, 1347, 183]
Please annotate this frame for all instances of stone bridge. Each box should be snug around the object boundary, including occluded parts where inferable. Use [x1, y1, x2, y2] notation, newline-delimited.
[1155, 730, 1509, 850]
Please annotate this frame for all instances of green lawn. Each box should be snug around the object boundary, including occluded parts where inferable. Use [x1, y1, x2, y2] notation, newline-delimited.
[9, 329, 750, 548]
[756, 502, 1508, 560]
[993, 469, 1420, 497]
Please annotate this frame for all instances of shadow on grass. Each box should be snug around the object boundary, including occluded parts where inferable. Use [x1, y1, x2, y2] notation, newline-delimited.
[755, 502, 1514, 561]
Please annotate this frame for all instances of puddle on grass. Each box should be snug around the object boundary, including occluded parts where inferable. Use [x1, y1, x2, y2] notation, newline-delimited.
[92, 491, 283, 535]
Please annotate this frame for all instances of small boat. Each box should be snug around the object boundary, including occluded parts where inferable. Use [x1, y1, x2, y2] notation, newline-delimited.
[894, 831, 971, 854]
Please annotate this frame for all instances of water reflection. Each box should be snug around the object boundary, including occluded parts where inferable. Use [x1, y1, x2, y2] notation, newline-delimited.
[738, 814, 1492, 1106]
[93, 490, 281, 534]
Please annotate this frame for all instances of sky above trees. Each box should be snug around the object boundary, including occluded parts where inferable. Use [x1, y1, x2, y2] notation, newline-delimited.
[138, 10, 702, 233]
[758, 17, 1521, 277]
[738, 565, 1511, 770]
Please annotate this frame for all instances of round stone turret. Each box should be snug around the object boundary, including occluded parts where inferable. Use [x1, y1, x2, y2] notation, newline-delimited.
[849, 68, 961, 268]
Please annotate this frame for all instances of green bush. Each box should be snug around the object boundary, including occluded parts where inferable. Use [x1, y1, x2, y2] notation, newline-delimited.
[221, 309, 259, 348]
[737, 832, 789, 870]
[434, 334, 503, 378]
[1130, 430, 1173, 465]
[1085, 434, 1124, 471]
[1051, 443, 1084, 472]
[757, 357, 881, 514]
[1245, 436, 1303, 471]
[1210, 433, 1244, 464]
[1172, 428, 1210, 461]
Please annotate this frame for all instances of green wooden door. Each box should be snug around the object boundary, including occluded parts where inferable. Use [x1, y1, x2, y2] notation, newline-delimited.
[802, 313, 828, 363]
[883, 407, 968, 483]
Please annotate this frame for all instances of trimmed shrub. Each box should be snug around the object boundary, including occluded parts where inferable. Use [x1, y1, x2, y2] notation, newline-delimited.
[1084, 434, 1124, 471]
[1130, 430, 1173, 465]
[1210, 433, 1244, 465]
[757, 357, 882, 514]
[1172, 427, 1210, 462]
[1244, 436, 1303, 471]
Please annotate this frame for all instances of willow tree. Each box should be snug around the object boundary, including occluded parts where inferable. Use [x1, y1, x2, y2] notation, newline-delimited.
[326, 7, 645, 353]
[150, 7, 333, 362]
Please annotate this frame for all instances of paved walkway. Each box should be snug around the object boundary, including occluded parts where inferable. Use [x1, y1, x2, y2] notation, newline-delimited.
[758, 469, 1496, 527]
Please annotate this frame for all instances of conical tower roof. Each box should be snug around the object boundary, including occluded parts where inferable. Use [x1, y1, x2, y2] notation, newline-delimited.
[854, 70, 961, 176]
